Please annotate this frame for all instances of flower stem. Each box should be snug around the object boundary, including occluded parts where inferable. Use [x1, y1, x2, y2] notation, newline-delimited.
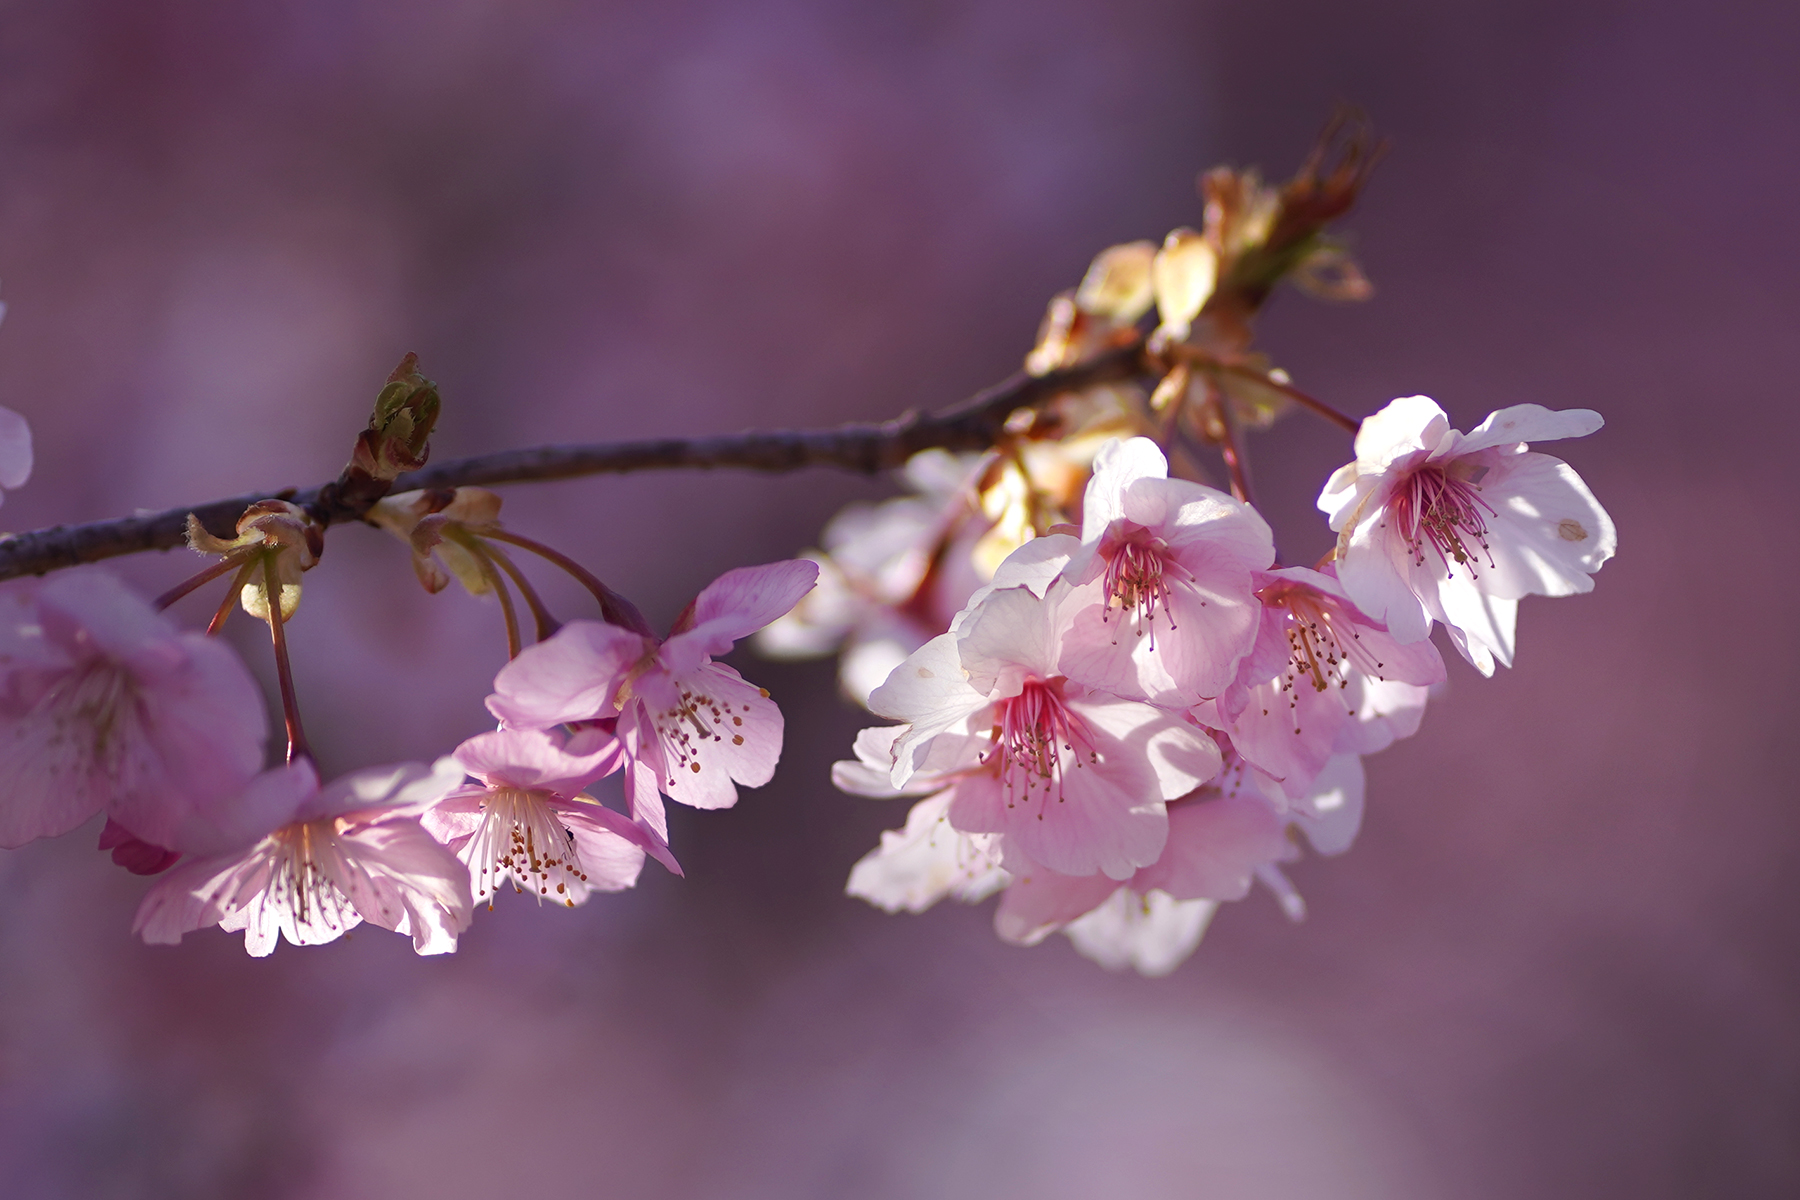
[1215, 362, 1360, 435]
[482, 529, 653, 637]
[153, 556, 243, 612]
[262, 553, 312, 764]
[207, 560, 257, 635]
[1213, 384, 1257, 508]
[480, 541, 562, 642]
[454, 534, 522, 659]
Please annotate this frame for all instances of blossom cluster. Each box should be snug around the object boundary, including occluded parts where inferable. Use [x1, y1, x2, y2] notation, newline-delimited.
[0, 126, 1619, 974]
[0, 548, 816, 956]
[821, 411, 1612, 974]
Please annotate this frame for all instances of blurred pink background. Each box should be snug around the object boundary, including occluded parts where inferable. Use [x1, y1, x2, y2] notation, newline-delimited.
[0, 2, 1791, 1196]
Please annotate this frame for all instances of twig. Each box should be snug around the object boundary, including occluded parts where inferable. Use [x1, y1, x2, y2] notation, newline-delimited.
[0, 342, 1148, 583]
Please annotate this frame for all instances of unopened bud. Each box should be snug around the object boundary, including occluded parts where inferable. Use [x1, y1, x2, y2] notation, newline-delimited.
[352, 353, 441, 482]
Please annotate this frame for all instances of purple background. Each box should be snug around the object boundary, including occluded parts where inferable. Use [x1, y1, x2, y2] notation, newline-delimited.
[0, 2, 1792, 1196]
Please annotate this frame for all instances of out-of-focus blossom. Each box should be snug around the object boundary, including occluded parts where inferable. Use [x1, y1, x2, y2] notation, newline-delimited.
[833, 725, 1007, 913]
[1057, 437, 1274, 706]
[487, 560, 817, 851]
[0, 571, 267, 850]
[1319, 395, 1615, 675]
[757, 451, 988, 705]
[423, 726, 657, 906]
[134, 758, 472, 956]
[870, 581, 1220, 879]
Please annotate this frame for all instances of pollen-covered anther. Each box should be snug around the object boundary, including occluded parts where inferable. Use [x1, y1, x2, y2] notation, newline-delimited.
[983, 678, 1095, 805]
[1389, 463, 1498, 574]
[468, 787, 591, 906]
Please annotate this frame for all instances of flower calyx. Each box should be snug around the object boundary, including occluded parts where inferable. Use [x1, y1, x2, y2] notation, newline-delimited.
[368, 487, 504, 595]
[185, 499, 322, 621]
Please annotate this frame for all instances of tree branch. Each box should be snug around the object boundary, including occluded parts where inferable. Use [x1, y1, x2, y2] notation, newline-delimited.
[0, 340, 1148, 582]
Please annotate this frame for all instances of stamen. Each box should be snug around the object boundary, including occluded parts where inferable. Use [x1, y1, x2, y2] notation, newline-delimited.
[466, 787, 592, 908]
[1388, 464, 1498, 576]
[1098, 526, 1188, 648]
[981, 678, 1098, 812]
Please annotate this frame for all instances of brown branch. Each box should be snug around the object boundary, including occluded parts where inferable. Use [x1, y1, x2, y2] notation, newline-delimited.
[0, 341, 1148, 583]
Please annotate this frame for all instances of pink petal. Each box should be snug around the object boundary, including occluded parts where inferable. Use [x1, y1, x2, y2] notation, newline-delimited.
[487, 620, 646, 728]
[1354, 395, 1449, 469]
[1079, 438, 1169, 541]
[1131, 791, 1290, 901]
[555, 800, 651, 891]
[656, 663, 783, 810]
[993, 862, 1120, 945]
[661, 559, 820, 672]
[453, 727, 616, 796]
[1455, 404, 1603, 455]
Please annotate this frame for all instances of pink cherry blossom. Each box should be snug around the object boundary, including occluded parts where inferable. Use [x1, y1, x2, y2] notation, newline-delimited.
[1056, 437, 1274, 705]
[486, 559, 818, 849]
[1318, 395, 1616, 675]
[423, 725, 659, 907]
[0, 571, 267, 850]
[134, 758, 473, 956]
[1193, 565, 1443, 794]
[870, 580, 1220, 880]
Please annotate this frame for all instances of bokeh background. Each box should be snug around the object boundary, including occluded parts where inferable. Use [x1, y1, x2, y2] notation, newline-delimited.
[0, 1, 1792, 1196]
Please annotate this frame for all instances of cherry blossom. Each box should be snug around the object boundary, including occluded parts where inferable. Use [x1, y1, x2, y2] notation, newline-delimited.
[869, 580, 1220, 880]
[423, 726, 658, 907]
[1192, 565, 1443, 794]
[486, 559, 818, 849]
[134, 758, 473, 956]
[1319, 395, 1616, 674]
[0, 571, 267, 850]
[1056, 437, 1274, 705]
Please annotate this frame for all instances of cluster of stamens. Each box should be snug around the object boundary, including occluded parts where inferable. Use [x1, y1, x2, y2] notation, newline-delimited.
[1100, 531, 1179, 647]
[1257, 582, 1387, 731]
[652, 685, 755, 787]
[260, 821, 357, 939]
[1388, 463, 1497, 575]
[983, 678, 1097, 812]
[468, 787, 591, 907]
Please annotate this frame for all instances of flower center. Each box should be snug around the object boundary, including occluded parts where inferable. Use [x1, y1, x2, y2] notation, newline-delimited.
[467, 787, 591, 907]
[1099, 525, 1188, 645]
[985, 678, 1096, 806]
[1389, 463, 1497, 574]
[40, 661, 143, 779]
[1257, 581, 1388, 695]
[263, 821, 358, 937]
[651, 683, 752, 785]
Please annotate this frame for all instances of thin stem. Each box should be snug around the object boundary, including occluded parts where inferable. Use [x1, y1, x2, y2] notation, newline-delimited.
[482, 529, 653, 637]
[454, 533, 521, 659]
[480, 541, 562, 642]
[262, 554, 311, 764]
[207, 560, 257, 635]
[153, 556, 242, 611]
[1215, 362, 1360, 435]
[1213, 383, 1257, 508]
